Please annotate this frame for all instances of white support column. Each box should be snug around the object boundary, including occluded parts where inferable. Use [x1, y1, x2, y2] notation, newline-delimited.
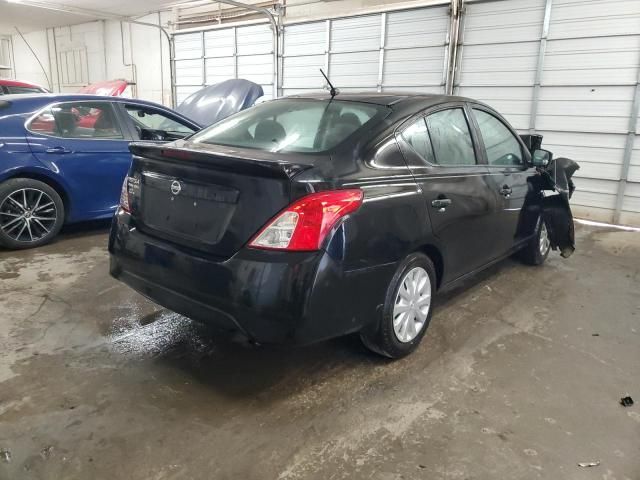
[613, 53, 640, 225]
[529, 0, 553, 133]
[201, 30, 206, 87]
[324, 19, 331, 75]
[233, 26, 238, 79]
[377, 13, 387, 93]
[446, 0, 463, 96]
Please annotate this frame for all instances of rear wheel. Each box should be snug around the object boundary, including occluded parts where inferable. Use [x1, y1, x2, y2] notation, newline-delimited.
[519, 216, 550, 265]
[0, 179, 64, 249]
[361, 253, 436, 359]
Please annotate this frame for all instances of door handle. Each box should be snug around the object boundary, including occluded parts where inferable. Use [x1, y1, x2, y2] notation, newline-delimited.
[499, 185, 512, 197]
[45, 146, 72, 154]
[431, 197, 452, 212]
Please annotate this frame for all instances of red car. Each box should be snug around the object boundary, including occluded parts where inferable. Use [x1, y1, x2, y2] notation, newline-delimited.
[77, 79, 129, 97]
[75, 80, 130, 129]
[0, 79, 49, 95]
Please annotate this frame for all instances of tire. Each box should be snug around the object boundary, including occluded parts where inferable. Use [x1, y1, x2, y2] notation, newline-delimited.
[0, 178, 65, 249]
[519, 216, 551, 266]
[361, 253, 436, 359]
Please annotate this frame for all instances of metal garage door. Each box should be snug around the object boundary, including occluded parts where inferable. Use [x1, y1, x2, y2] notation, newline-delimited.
[455, 0, 546, 131]
[173, 24, 274, 104]
[281, 4, 450, 96]
[456, 0, 640, 225]
[171, 0, 640, 226]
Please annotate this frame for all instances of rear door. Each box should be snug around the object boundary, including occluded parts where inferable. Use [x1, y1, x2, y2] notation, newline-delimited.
[26, 100, 133, 220]
[397, 104, 500, 282]
[468, 104, 537, 257]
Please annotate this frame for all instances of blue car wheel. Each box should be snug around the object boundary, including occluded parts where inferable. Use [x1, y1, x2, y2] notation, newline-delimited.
[0, 178, 65, 249]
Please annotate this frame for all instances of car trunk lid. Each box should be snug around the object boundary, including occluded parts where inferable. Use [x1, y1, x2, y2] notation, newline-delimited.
[127, 141, 316, 258]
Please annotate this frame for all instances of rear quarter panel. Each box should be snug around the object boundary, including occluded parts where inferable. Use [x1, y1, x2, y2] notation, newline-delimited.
[0, 110, 75, 219]
[329, 131, 441, 271]
[296, 131, 442, 339]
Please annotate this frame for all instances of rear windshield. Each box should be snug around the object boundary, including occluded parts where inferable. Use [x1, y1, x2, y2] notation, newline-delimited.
[190, 99, 388, 153]
[5, 86, 46, 95]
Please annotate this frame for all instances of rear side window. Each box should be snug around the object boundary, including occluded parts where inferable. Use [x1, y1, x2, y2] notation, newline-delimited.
[28, 101, 123, 139]
[425, 108, 476, 166]
[401, 118, 436, 164]
[190, 99, 387, 153]
[473, 108, 523, 166]
[6, 86, 45, 94]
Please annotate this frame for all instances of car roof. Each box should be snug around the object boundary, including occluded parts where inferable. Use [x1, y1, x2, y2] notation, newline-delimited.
[1, 92, 165, 107]
[0, 93, 203, 129]
[280, 92, 487, 120]
[283, 91, 475, 107]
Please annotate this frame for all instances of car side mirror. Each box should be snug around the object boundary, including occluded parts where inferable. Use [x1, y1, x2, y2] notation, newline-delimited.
[532, 149, 552, 167]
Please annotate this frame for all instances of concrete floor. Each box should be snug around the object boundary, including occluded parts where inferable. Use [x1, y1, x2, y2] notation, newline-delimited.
[0, 222, 638, 480]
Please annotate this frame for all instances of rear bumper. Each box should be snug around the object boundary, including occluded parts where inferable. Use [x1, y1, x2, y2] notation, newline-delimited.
[108, 210, 395, 344]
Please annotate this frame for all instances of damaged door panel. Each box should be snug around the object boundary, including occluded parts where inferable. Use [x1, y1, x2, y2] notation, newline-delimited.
[522, 134, 580, 258]
[540, 157, 580, 258]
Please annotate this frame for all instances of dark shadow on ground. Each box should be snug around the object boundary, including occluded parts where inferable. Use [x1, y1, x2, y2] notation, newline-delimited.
[0, 219, 112, 253]
[59, 219, 112, 237]
[135, 256, 521, 401]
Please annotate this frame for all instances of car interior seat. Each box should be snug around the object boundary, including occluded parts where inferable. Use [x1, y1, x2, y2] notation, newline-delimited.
[318, 112, 363, 150]
[54, 110, 77, 137]
[93, 109, 117, 137]
[254, 119, 286, 146]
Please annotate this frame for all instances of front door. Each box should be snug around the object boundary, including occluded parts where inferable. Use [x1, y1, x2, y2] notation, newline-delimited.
[397, 105, 500, 283]
[26, 100, 133, 221]
[468, 105, 538, 257]
[118, 103, 198, 142]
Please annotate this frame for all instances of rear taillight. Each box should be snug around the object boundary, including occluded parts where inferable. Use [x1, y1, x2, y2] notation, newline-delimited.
[119, 176, 139, 213]
[119, 177, 131, 212]
[248, 189, 363, 251]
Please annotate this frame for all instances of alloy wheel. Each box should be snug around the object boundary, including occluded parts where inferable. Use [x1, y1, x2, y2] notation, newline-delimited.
[0, 188, 58, 243]
[539, 221, 551, 255]
[392, 266, 432, 343]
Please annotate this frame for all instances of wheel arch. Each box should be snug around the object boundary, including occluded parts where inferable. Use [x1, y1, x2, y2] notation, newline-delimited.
[2, 170, 71, 220]
[417, 243, 444, 289]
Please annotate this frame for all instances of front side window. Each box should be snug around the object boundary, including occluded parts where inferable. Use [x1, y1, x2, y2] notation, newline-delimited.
[28, 101, 123, 139]
[473, 109, 523, 166]
[124, 105, 196, 141]
[190, 99, 387, 154]
[425, 108, 476, 166]
[401, 118, 435, 164]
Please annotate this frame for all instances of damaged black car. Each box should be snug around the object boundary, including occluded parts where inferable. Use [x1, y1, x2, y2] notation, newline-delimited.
[108, 93, 578, 358]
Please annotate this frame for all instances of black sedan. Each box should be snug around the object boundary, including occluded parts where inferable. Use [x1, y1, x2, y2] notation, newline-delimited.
[108, 93, 574, 358]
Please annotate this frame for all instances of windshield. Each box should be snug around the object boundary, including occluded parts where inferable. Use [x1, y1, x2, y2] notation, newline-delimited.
[190, 99, 388, 153]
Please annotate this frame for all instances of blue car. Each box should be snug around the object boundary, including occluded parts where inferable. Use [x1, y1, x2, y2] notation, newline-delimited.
[0, 94, 202, 249]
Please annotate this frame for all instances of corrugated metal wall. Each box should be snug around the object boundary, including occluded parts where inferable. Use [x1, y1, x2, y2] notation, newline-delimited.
[173, 3, 451, 100]
[172, 0, 640, 225]
[282, 6, 450, 96]
[456, 0, 640, 225]
[455, 0, 546, 130]
[173, 23, 274, 104]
